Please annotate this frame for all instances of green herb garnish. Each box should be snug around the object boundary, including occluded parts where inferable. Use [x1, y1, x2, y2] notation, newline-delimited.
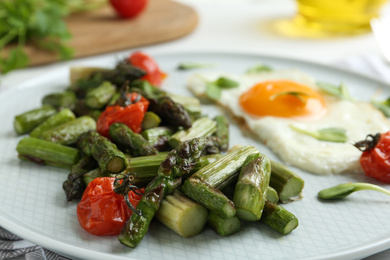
[290, 125, 347, 143]
[246, 64, 272, 73]
[202, 76, 239, 100]
[317, 81, 353, 101]
[214, 77, 239, 89]
[0, 0, 105, 74]
[270, 91, 308, 104]
[318, 183, 390, 200]
[371, 97, 390, 117]
[205, 83, 222, 100]
[0, 0, 72, 73]
[177, 62, 214, 70]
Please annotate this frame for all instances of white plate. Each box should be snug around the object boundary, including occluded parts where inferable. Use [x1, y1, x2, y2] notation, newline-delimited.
[1, 51, 390, 260]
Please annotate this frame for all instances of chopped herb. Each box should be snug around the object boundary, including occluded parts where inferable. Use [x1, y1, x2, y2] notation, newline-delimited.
[290, 125, 347, 143]
[177, 62, 214, 70]
[201, 76, 239, 100]
[214, 77, 239, 89]
[205, 83, 222, 100]
[371, 97, 390, 117]
[246, 64, 272, 73]
[318, 182, 390, 200]
[270, 91, 308, 104]
[317, 81, 353, 101]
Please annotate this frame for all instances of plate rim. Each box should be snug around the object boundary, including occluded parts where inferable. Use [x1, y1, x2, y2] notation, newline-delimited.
[2, 50, 390, 260]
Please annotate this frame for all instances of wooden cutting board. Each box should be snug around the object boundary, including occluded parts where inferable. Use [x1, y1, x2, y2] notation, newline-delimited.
[14, 0, 198, 67]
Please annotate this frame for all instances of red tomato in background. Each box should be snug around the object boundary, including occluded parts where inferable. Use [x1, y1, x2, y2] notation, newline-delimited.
[359, 131, 390, 183]
[109, 0, 148, 18]
[96, 93, 149, 138]
[128, 51, 166, 87]
[77, 177, 144, 236]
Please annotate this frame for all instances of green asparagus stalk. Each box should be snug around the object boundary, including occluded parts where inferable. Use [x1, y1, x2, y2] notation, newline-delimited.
[14, 105, 56, 135]
[40, 116, 96, 145]
[101, 63, 146, 87]
[77, 130, 99, 156]
[221, 183, 279, 204]
[192, 145, 259, 189]
[169, 117, 217, 148]
[233, 153, 271, 221]
[70, 64, 145, 95]
[261, 200, 299, 235]
[119, 175, 168, 248]
[127, 152, 168, 186]
[158, 137, 208, 178]
[42, 91, 77, 110]
[181, 177, 236, 218]
[155, 190, 208, 237]
[128, 152, 218, 187]
[83, 167, 110, 186]
[62, 156, 98, 201]
[108, 91, 121, 106]
[77, 130, 128, 174]
[207, 212, 241, 236]
[215, 150, 302, 204]
[85, 81, 116, 109]
[266, 186, 279, 204]
[149, 95, 192, 129]
[204, 114, 230, 154]
[89, 110, 102, 121]
[30, 109, 76, 138]
[16, 137, 80, 169]
[141, 111, 161, 130]
[270, 160, 305, 203]
[212, 115, 229, 152]
[72, 99, 102, 120]
[69, 67, 108, 86]
[129, 79, 166, 99]
[80, 153, 171, 188]
[193, 153, 223, 172]
[93, 141, 128, 174]
[131, 153, 221, 185]
[141, 126, 174, 150]
[119, 138, 207, 248]
[109, 123, 158, 157]
[80, 152, 220, 188]
[181, 145, 258, 218]
[168, 93, 202, 121]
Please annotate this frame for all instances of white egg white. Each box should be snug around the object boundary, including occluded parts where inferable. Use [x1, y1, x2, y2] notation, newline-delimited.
[187, 69, 390, 175]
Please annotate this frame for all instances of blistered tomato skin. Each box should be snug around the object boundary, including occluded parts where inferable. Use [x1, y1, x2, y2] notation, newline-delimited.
[128, 51, 166, 87]
[109, 0, 148, 19]
[360, 132, 390, 183]
[96, 93, 149, 138]
[77, 177, 144, 236]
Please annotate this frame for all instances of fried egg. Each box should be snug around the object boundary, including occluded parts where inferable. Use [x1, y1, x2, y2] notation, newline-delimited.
[187, 69, 390, 175]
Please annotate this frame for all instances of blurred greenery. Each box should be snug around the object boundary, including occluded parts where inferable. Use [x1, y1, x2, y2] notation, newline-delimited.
[0, 0, 107, 74]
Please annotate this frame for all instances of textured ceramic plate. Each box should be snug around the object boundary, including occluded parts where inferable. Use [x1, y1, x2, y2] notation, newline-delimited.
[1, 52, 390, 260]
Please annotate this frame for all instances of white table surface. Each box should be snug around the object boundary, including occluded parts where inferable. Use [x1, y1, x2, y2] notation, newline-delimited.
[1, 1, 390, 259]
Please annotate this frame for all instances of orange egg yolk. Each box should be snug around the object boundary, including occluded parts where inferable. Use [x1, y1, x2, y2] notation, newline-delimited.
[239, 80, 326, 119]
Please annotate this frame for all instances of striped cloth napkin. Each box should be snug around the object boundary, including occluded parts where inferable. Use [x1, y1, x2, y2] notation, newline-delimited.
[0, 227, 71, 260]
[0, 52, 389, 260]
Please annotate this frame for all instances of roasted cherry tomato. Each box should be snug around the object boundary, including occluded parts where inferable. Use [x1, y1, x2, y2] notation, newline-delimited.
[97, 92, 149, 138]
[357, 132, 390, 183]
[128, 51, 166, 87]
[77, 177, 144, 236]
[109, 0, 148, 19]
